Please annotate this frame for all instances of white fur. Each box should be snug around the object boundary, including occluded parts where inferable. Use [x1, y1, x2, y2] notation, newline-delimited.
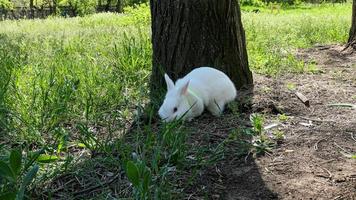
[158, 67, 237, 122]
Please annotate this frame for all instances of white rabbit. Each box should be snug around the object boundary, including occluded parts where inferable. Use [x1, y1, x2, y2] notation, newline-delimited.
[158, 67, 237, 122]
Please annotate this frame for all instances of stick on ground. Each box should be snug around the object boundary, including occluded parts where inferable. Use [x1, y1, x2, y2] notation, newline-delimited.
[295, 92, 310, 107]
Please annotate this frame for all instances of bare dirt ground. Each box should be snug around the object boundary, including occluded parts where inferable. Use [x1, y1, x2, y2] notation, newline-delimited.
[186, 45, 356, 199]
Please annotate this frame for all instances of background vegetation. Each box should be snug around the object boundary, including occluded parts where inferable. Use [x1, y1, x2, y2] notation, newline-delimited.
[1, 0, 148, 16]
[0, 2, 352, 199]
[0, 0, 351, 16]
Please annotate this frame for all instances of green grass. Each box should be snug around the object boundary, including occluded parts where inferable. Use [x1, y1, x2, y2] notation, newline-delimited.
[243, 3, 350, 74]
[0, 2, 352, 199]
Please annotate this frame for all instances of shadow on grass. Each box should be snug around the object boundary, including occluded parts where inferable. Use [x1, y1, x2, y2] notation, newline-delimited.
[31, 149, 132, 199]
[181, 107, 278, 199]
[32, 89, 278, 199]
[152, 87, 278, 199]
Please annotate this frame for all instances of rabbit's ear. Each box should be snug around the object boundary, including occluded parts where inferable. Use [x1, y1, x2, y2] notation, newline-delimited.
[164, 73, 174, 91]
[180, 80, 190, 96]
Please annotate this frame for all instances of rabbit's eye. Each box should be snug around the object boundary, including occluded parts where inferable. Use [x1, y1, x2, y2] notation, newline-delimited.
[173, 107, 177, 112]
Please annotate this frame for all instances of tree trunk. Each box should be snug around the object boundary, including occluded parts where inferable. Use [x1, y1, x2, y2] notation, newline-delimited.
[30, 0, 34, 18]
[346, 0, 356, 49]
[116, 0, 122, 13]
[149, 0, 253, 103]
[53, 0, 57, 15]
[68, 2, 77, 17]
[106, 0, 112, 12]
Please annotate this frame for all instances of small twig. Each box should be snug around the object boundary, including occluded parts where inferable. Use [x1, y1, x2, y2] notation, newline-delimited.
[327, 103, 356, 109]
[75, 176, 82, 187]
[300, 121, 313, 127]
[295, 92, 310, 107]
[314, 138, 326, 151]
[187, 192, 197, 200]
[244, 151, 251, 163]
[73, 173, 121, 196]
[209, 132, 225, 139]
[268, 161, 294, 167]
[334, 142, 351, 154]
[216, 127, 236, 132]
[350, 132, 356, 143]
[316, 45, 331, 50]
[316, 164, 332, 179]
[264, 123, 280, 130]
[297, 116, 335, 123]
[333, 195, 342, 200]
[314, 136, 331, 151]
[265, 151, 273, 157]
[320, 159, 336, 165]
[264, 167, 276, 176]
[268, 162, 284, 167]
[50, 178, 76, 193]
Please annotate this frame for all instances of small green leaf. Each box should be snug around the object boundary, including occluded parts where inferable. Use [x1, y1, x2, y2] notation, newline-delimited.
[57, 143, 63, 155]
[57, 138, 64, 154]
[10, 149, 22, 177]
[36, 154, 60, 163]
[24, 149, 45, 171]
[351, 155, 356, 159]
[0, 160, 15, 182]
[57, 130, 69, 155]
[16, 165, 39, 200]
[142, 169, 151, 192]
[76, 142, 87, 148]
[126, 161, 139, 187]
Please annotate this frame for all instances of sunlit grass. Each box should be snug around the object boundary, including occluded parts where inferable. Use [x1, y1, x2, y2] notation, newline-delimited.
[0, 2, 352, 198]
[243, 3, 351, 74]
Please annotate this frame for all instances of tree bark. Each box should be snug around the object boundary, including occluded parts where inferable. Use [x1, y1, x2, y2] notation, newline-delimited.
[149, 0, 253, 103]
[30, 0, 34, 18]
[106, 0, 112, 12]
[346, 0, 356, 49]
[52, 0, 57, 15]
[116, 0, 122, 13]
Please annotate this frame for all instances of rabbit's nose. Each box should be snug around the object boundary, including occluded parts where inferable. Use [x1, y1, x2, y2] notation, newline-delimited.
[158, 108, 162, 116]
[158, 109, 166, 120]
